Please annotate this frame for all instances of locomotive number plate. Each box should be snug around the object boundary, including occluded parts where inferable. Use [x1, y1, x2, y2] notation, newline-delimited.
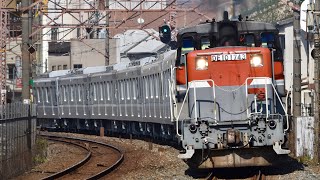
[211, 53, 246, 61]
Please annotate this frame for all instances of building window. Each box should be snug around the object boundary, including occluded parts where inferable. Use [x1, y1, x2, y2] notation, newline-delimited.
[51, 28, 58, 41]
[52, 66, 56, 71]
[8, 64, 15, 80]
[73, 64, 82, 69]
[58, 65, 62, 70]
[63, 65, 68, 70]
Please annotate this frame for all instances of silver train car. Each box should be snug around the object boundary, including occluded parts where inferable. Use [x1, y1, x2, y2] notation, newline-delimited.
[34, 51, 177, 140]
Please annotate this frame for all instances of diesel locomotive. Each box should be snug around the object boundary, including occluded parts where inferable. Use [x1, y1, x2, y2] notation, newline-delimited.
[34, 13, 290, 169]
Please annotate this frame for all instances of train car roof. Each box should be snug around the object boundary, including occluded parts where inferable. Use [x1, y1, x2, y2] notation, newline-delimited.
[178, 20, 277, 35]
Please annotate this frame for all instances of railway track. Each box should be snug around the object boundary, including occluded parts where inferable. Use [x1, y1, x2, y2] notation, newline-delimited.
[40, 134, 124, 180]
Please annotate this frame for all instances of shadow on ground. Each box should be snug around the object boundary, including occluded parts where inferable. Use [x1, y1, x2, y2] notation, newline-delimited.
[185, 156, 304, 179]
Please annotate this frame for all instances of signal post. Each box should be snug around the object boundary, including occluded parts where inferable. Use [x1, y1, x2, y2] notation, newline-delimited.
[314, 0, 320, 163]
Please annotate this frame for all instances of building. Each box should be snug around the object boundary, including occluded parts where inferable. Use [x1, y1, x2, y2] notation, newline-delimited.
[277, 16, 314, 117]
[41, 0, 207, 73]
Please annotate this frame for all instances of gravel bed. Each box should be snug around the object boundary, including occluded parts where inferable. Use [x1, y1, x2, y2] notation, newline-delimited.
[13, 141, 87, 180]
[13, 132, 320, 180]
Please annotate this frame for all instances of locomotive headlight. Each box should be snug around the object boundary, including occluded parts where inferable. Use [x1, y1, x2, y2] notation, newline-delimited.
[196, 57, 208, 70]
[250, 54, 263, 67]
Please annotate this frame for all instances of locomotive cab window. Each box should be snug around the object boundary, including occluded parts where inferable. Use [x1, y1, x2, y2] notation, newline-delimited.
[261, 32, 275, 48]
[178, 37, 195, 65]
[201, 37, 210, 50]
[239, 34, 255, 47]
[261, 32, 283, 61]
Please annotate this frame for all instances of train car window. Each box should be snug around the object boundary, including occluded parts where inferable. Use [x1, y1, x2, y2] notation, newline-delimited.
[93, 83, 97, 101]
[106, 82, 110, 101]
[58, 86, 61, 103]
[78, 85, 82, 102]
[68, 85, 71, 103]
[132, 79, 137, 100]
[155, 74, 159, 99]
[126, 80, 129, 101]
[63, 86, 66, 102]
[114, 81, 118, 101]
[110, 81, 113, 101]
[137, 78, 141, 100]
[41, 87, 44, 103]
[201, 37, 210, 50]
[45, 87, 48, 103]
[50, 87, 53, 103]
[70, 85, 74, 102]
[37, 88, 40, 103]
[239, 34, 255, 47]
[145, 77, 149, 99]
[150, 75, 154, 99]
[100, 83, 104, 101]
[165, 70, 169, 98]
[121, 80, 124, 100]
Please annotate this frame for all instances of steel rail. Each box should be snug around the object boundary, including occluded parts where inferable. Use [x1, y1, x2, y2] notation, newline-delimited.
[40, 134, 124, 180]
[40, 136, 92, 180]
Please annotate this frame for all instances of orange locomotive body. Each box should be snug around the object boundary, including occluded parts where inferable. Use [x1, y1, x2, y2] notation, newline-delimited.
[175, 14, 289, 168]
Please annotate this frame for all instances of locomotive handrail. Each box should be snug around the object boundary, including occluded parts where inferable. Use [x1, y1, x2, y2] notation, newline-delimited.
[271, 83, 289, 132]
[245, 77, 270, 119]
[175, 82, 190, 138]
[170, 66, 178, 122]
[245, 77, 289, 132]
[192, 79, 217, 123]
[175, 79, 216, 138]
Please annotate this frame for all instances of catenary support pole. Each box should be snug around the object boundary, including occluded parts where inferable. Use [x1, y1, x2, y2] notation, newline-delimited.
[22, 0, 32, 149]
[291, 0, 302, 156]
[105, 0, 109, 66]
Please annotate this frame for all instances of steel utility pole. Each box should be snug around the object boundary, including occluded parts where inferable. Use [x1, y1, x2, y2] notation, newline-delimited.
[22, 0, 32, 102]
[0, 0, 8, 105]
[105, 0, 109, 66]
[22, 0, 32, 150]
[314, 0, 320, 163]
[291, 0, 302, 155]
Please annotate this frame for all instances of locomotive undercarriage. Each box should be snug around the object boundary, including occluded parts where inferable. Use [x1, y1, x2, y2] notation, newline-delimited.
[38, 118, 177, 141]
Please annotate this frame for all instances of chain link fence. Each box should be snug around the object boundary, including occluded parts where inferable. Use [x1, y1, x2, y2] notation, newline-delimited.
[0, 103, 37, 179]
